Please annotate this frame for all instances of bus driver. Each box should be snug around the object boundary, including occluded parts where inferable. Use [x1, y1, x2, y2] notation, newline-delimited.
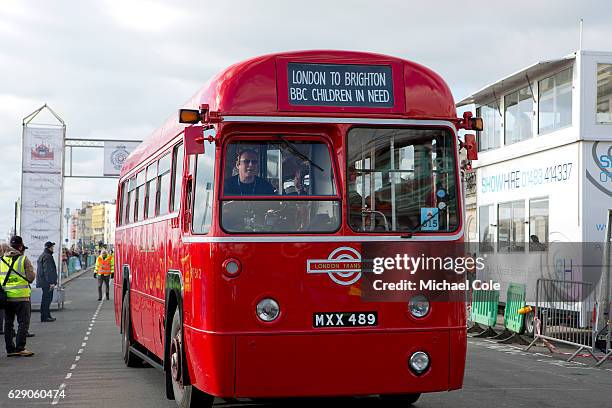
[223, 149, 276, 195]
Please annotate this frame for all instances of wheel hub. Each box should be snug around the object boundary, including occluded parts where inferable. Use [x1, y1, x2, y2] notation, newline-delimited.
[170, 336, 182, 383]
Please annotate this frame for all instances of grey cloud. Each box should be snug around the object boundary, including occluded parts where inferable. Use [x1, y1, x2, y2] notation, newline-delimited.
[1, 0, 611, 235]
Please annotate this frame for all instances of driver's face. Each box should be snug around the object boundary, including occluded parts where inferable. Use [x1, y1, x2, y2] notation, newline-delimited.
[237, 152, 259, 182]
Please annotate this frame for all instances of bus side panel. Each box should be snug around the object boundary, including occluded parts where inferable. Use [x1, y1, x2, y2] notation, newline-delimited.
[129, 226, 145, 345]
[184, 329, 235, 397]
[448, 327, 467, 390]
[152, 219, 169, 358]
[140, 222, 154, 351]
[114, 232, 123, 328]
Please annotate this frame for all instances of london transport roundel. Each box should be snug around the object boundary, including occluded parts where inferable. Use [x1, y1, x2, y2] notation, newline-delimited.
[306, 247, 362, 286]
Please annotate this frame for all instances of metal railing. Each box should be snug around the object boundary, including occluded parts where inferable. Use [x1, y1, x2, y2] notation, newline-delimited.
[526, 278, 598, 362]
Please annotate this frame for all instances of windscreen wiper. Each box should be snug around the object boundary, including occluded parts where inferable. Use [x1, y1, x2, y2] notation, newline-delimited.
[276, 135, 324, 172]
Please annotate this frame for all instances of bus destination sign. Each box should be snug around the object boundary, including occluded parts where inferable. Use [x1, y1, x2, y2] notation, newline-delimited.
[287, 63, 394, 108]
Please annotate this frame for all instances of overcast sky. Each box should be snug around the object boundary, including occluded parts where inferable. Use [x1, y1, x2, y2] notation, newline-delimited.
[1, 0, 610, 240]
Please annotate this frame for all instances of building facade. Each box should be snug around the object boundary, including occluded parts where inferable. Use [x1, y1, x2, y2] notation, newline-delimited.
[458, 50, 612, 301]
[73, 200, 116, 250]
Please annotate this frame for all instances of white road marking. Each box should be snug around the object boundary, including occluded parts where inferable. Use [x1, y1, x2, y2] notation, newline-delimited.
[51, 383, 66, 405]
[55, 284, 109, 404]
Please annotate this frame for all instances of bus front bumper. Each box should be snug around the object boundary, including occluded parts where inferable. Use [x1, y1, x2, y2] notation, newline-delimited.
[185, 327, 466, 398]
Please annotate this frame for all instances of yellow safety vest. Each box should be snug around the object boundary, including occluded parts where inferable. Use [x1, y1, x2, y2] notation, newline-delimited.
[96, 255, 113, 275]
[0, 255, 31, 299]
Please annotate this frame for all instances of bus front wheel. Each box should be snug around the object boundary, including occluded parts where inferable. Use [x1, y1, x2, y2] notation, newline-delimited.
[167, 308, 214, 408]
[379, 393, 421, 406]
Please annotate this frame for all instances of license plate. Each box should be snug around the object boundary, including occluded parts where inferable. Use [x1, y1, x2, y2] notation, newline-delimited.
[313, 312, 378, 328]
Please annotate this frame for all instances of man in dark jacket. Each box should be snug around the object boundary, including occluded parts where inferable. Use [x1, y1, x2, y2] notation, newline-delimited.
[36, 241, 57, 322]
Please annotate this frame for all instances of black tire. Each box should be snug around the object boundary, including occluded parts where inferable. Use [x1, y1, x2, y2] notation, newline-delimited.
[523, 311, 535, 337]
[167, 308, 214, 408]
[122, 292, 144, 367]
[380, 393, 421, 406]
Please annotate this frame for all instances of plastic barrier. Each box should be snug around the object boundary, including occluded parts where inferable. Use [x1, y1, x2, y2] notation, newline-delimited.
[67, 257, 77, 275]
[493, 283, 530, 345]
[468, 289, 499, 338]
[470, 289, 499, 326]
[504, 283, 526, 334]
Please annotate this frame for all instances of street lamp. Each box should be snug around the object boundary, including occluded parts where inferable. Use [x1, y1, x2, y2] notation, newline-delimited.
[64, 207, 71, 246]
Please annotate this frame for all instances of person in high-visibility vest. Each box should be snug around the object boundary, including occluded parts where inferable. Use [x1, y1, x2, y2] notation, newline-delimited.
[1, 236, 36, 357]
[94, 249, 114, 301]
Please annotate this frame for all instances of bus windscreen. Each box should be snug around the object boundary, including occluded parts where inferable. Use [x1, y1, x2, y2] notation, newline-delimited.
[220, 139, 340, 233]
[347, 127, 459, 233]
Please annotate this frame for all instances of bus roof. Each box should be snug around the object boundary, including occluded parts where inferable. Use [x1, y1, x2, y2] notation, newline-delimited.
[122, 50, 456, 177]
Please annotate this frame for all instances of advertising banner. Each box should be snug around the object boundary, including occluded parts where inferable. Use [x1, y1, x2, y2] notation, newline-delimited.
[23, 127, 63, 173]
[103, 141, 140, 176]
[20, 126, 63, 278]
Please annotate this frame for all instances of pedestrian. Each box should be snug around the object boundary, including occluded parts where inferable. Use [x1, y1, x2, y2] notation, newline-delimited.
[94, 249, 113, 301]
[0, 236, 36, 357]
[37, 241, 58, 322]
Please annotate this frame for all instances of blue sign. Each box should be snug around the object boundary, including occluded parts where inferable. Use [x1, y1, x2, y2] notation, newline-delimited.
[420, 208, 439, 231]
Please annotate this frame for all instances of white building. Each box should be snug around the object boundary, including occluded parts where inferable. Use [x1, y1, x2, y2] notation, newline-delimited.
[460, 50, 612, 246]
[458, 50, 612, 312]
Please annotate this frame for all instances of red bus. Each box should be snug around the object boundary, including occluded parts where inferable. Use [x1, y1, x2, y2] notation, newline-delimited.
[114, 50, 477, 407]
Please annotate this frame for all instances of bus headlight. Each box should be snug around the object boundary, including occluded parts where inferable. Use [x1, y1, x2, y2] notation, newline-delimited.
[408, 351, 430, 375]
[256, 298, 280, 322]
[408, 295, 430, 318]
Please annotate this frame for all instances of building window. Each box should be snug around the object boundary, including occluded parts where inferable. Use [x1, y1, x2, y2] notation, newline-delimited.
[498, 200, 525, 252]
[157, 153, 172, 216]
[529, 197, 548, 251]
[171, 143, 184, 212]
[597, 64, 612, 123]
[504, 86, 533, 145]
[539, 68, 572, 133]
[477, 103, 501, 151]
[478, 205, 494, 253]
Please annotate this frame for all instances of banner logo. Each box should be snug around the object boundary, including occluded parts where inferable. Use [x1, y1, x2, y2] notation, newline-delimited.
[586, 142, 612, 197]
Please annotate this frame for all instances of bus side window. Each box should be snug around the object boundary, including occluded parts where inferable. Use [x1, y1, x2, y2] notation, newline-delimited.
[119, 180, 128, 225]
[127, 176, 136, 224]
[135, 170, 146, 222]
[157, 153, 172, 216]
[145, 162, 157, 219]
[171, 143, 184, 213]
[192, 137, 216, 234]
[183, 175, 193, 232]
